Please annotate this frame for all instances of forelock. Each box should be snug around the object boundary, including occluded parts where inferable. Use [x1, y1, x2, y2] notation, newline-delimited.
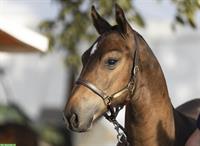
[90, 42, 98, 55]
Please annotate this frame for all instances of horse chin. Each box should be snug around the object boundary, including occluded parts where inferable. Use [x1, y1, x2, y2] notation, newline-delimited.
[75, 124, 93, 133]
[69, 123, 93, 133]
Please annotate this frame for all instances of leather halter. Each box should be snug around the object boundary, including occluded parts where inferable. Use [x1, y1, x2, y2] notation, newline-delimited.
[76, 34, 139, 107]
[76, 59, 138, 107]
[76, 34, 139, 145]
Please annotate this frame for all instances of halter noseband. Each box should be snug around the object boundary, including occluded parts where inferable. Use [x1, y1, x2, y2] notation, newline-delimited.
[76, 62, 138, 106]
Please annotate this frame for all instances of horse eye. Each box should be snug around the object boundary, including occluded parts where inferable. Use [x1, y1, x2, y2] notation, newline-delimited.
[105, 59, 118, 68]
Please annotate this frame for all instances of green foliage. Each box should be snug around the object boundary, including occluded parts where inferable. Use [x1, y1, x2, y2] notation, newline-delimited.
[172, 0, 200, 28]
[0, 104, 29, 124]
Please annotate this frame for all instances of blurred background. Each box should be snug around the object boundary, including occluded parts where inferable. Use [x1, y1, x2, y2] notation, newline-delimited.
[0, 0, 200, 146]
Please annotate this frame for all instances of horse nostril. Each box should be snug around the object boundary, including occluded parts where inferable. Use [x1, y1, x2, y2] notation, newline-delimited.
[70, 113, 79, 129]
[63, 112, 69, 127]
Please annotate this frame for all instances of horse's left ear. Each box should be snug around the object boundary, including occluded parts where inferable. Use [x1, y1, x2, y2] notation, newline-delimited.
[115, 4, 132, 34]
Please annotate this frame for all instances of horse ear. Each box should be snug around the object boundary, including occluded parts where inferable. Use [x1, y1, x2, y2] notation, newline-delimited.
[91, 5, 112, 34]
[115, 3, 132, 34]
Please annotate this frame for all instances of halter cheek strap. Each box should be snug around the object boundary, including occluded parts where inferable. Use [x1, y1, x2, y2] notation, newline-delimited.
[76, 72, 137, 107]
[76, 79, 112, 105]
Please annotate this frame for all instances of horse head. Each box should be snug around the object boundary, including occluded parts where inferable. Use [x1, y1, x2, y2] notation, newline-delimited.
[64, 4, 139, 132]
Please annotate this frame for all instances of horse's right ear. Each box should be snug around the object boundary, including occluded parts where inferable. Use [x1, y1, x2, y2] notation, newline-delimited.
[91, 5, 111, 34]
[115, 3, 132, 34]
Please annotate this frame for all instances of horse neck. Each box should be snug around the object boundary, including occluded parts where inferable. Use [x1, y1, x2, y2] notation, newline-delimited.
[125, 34, 175, 146]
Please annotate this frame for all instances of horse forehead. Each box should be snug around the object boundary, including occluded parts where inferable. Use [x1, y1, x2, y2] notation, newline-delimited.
[98, 33, 125, 49]
[90, 33, 126, 55]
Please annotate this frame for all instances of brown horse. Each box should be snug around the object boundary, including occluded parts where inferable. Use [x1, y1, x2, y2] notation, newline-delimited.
[63, 4, 196, 146]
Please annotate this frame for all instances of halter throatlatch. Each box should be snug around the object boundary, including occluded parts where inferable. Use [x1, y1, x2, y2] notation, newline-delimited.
[76, 34, 139, 146]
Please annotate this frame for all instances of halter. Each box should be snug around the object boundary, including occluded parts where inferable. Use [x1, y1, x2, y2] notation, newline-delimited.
[76, 34, 139, 145]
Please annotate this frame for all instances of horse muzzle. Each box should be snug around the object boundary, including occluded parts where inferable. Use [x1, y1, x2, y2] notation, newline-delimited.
[63, 108, 94, 132]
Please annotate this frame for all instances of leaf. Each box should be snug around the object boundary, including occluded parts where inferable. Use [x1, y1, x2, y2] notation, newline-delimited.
[188, 16, 197, 28]
[197, 0, 200, 8]
[175, 15, 185, 25]
[39, 20, 55, 30]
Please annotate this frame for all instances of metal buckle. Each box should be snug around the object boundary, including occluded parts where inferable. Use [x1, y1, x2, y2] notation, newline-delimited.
[127, 80, 135, 94]
[104, 96, 112, 105]
[133, 65, 139, 75]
